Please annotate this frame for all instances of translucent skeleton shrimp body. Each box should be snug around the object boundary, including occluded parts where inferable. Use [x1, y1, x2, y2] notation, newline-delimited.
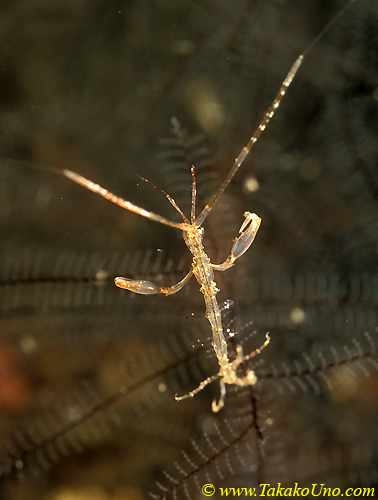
[42, 1, 355, 412]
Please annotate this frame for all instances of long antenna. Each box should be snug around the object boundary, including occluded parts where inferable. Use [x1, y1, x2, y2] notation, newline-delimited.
[195, 0, 356, 226]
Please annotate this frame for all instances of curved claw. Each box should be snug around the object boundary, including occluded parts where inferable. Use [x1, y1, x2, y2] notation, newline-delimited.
[211, 212, 261, 271]
[230, 212, 261, 261]
[114, 277, 161, 294]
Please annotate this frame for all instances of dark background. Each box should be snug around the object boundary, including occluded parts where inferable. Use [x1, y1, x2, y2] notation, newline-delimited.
[0, 1, 378, 498]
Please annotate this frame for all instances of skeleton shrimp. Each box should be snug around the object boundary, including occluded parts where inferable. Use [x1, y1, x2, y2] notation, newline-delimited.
[34, 0, 355, 412]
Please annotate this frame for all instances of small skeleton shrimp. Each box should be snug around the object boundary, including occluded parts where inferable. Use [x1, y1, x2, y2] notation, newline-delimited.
[43, 1, 355, 412]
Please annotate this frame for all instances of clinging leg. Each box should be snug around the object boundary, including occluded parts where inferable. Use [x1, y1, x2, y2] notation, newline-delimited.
[231, 333, 270, 370]
[175, 373, 219, 402]
[212, 381, 226, 413]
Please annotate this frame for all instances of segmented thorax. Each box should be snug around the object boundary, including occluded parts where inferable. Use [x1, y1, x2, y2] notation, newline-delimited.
[183, 226, 227, 363]
[182, 226, 216, 294]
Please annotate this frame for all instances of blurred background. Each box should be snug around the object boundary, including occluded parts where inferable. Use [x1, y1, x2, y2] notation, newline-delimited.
[0, 0, 378, 498]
